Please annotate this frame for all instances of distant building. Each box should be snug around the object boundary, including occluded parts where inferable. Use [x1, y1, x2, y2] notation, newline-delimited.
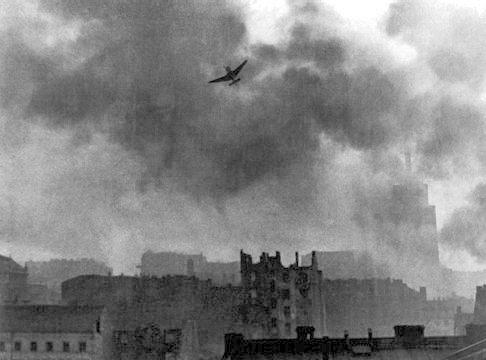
[61, 274, 214, 307]
[0, 254, 62, 304]
[26, 258, 112, 292]
[302, 251, 387, 279]
[473, 285, 486, 324]
[240, 250, 327, 339]
[0, 305, 110, 360]
[139, 251, 240, 285]
[26, 283, 61, 304]
[454, 306, 473, 336]
[323, 277, 471, 338]
[0, 255, 28, 304]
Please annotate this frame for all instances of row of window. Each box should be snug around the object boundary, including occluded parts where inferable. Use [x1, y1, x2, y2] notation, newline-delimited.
[270, 300, 291, 316]
[0, 341, 86, 353]
[250, 271, 291, 284]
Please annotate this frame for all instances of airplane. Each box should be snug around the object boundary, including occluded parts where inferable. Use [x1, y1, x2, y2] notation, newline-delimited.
[208, 60, 248, 86]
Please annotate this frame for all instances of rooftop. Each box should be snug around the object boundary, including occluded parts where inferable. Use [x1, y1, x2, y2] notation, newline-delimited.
[0, 305, 104, 333]
[0, 255, 25, 273]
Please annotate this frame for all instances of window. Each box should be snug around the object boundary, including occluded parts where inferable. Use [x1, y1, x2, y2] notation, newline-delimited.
[79, 342, 87, 353]
[270, 280, 276, 292]
[271, 317, 277, 328]
[30, 341, 37, 352]
[282, 271, 289, 283]
[14, 341, 21, 351]
[119, 332, 129, 346]
[282, 289, 290, 300]
[270, 298, 277, 309]
[284, 306, 291, 317]
[63, 342, 70, 352]
[46, 342, 53, 352]
[285, 323, 291, 335]
[0, 342, 5, 352]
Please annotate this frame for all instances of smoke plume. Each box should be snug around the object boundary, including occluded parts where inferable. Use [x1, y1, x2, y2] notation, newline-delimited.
[0, 0, 485, 279]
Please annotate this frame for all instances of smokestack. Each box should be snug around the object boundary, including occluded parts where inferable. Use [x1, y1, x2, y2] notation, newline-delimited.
[311, 251, 317, 269]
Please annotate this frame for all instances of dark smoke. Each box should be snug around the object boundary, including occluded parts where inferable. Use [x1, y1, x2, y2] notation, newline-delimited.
[1, 0, 486, 276]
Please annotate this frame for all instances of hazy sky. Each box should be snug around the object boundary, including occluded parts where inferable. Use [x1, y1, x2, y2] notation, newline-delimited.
[2, 0, 486, 273]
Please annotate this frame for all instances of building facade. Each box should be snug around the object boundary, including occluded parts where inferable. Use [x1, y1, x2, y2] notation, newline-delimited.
[62, 274, 242, 357]
[240, 251, 326, 339]
[0, 255, 28, 304]
[0, 305, 110, 360]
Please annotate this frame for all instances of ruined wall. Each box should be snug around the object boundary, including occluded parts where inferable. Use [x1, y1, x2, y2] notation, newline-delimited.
[240, 251, 327, 339]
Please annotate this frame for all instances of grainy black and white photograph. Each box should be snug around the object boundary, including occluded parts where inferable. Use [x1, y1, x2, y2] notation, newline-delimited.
[2, 0, 486, 359]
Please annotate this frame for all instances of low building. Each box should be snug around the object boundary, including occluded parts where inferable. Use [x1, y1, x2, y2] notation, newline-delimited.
[62, 274, 242, 357]
[222, 325, 469, 360]
[0, 305, 111, 360]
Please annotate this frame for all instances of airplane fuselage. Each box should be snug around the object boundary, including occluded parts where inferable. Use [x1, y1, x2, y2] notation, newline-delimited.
[224, 66, 237, 80]
[224, 67, 240, 86]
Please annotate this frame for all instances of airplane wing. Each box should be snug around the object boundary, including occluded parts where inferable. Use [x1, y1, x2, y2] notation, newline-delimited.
[209, 74, 231, 83]
[232, 60, 248, 76]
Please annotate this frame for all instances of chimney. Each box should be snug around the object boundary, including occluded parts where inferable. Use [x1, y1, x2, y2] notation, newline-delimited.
[295, 252, 299, 267]
[311, 251, 317, 269]
[419, 287, 427, 300]
[187, 259, 195, 277]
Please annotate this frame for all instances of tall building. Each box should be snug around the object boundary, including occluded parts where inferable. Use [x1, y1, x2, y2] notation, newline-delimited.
[365, 154, 443, 295]
[240, 251, 326, 339]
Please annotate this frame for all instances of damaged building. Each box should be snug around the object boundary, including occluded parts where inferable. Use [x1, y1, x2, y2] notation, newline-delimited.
[240, 250, 326, 339]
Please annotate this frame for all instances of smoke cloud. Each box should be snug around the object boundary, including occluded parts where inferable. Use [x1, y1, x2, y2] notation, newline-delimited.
[0, 0, 485, 279]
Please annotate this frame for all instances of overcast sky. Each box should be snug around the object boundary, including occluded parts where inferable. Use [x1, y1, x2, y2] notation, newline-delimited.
[1, 0, 486, 273]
